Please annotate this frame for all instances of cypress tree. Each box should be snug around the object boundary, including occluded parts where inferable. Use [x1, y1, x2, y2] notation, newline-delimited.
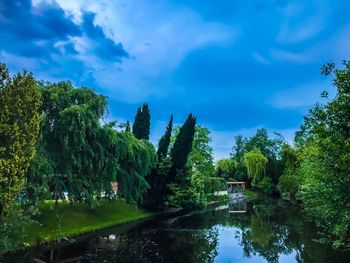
[132, 107, 142, 138]
[146, 115, 173, 208]
[171, 113, 196, 171]
[125, 120, 131, 133]
[157, 115, 173, 160]
[132, 103, 150, 140]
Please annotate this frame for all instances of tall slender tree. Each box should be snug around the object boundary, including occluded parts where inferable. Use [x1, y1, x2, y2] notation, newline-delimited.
[132, 103, 150, 140]
[157, 115, 173, 160]
[146, 115, 173, 208]
[170, 114, 196, 185]
[0, 63, 42, 215]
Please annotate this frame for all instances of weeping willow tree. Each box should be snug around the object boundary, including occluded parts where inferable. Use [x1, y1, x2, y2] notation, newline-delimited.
[243, 149, 268, 185]
[38, 82, 109, 207]
[113, 131, 157, 204]
[37, 82, 157, 206]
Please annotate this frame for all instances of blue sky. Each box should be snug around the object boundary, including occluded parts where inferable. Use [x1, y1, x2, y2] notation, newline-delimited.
[1, 0, 349, 159]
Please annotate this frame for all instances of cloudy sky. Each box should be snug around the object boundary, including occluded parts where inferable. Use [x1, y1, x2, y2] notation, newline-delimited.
[1, 0, 349, 159]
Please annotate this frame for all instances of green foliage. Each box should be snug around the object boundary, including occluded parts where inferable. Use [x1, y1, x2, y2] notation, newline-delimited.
[125, 120, 131, 133]
[145, 156, 172, 208]
[277, 144, 299, 199]
[113, 131, 157, 204]
[204, 177, 227, 194]
[288, 61, 350, 247]
[243, 149, 268, 185]
[23, 146, 54, 205]
[216, 158, 237, 180]
[256, 177, 273, 195]
[146, 115, 173, 208]
[157, 115, 173, 160]
[188, 125, 215, 178]
[231, 130, 284, 184]
[0, 205, 32, 252]
[0, 63, 42, 215]
[39, 82, 109, 206]
[168, 125, 220, 209]
[132, 103, 151, 140]
[171, 114, 196, 172]
[168, 167, 206, 210]
[166, 117, 224, 210]
[38, 82, 157, 207]
[277, 173, 298, 199]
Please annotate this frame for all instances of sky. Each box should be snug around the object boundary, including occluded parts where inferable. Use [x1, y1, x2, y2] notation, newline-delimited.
[0, 0, 349, 160]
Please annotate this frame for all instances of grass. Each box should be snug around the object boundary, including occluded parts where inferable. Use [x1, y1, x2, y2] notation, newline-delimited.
[23, 199, 154, 245]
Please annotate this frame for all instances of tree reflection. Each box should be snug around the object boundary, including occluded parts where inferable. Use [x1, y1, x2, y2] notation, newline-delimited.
[227, 198, 348, 263]
[4, 198, 350, 263]
[89, 216, 220, 263]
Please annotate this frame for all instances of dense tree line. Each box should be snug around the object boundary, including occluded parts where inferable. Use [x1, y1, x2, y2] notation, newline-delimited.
[215, 61, 350, 248]
[4, 59, 349, 250]
[0, 62, 220, 250]
[216, 128, 284, 194]
[21, 81, 157, 208]
[278, 61, 350, 248]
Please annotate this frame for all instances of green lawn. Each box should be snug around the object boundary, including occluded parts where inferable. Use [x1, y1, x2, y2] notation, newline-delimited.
[24, 199, 154, 245]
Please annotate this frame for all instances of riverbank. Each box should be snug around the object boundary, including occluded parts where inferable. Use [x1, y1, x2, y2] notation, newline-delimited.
[23, 199, 154, 245]
[5, 196, 350, 263]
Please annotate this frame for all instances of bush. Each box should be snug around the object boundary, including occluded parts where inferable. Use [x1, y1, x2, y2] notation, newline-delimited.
[257, 177, 273, 195]
[277, 173, 298, 199]
[0, 205, 32, 252]
[204, 177, 227, 194]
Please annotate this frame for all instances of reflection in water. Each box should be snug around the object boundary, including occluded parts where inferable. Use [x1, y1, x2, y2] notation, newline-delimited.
[4, 198, 350, 262]
[229, 197, 247, 213]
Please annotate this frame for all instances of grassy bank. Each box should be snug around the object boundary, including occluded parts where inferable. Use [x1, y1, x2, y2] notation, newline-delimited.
[24, 199, 154, 245]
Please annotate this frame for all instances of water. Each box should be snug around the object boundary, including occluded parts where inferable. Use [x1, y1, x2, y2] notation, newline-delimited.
[4, 197, 350, 262]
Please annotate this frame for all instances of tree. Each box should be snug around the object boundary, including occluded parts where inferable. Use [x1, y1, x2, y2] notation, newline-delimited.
[231, 135, 249, 181]
[168, 115, 219, 210]
[231, 135, 246, 161]
[146, 115, 173, 208]
[39, 82, 108, 206]
[157, 115, 173, 160]
[23, 145, 54, 205]
[170, 113, 196, 172]
[277, 144, 299, 199]
[106, 126, 157, 204]
[125, 120, 131, 132]
[132, 103, 150, 140]
[188, 125, 215, 178]
[243, 149, 268, 185]
[216, 158, 237, 180]
[231, 129, 284, 184]
[292, 61, 350, 247]
[171, 125, 215, 209]
[0, 63, 41, 215]
[39, 83, 158, 206]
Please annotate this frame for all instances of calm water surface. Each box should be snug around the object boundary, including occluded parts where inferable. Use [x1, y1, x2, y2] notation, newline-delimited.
[5, 197, 350, 262]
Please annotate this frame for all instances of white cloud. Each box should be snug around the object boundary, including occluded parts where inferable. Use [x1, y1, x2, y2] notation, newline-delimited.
[49, 0, 237, 102]
[276, 0, 331, 44]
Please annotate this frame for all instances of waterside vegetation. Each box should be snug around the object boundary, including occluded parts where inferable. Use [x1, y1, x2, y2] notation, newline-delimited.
[1, 61, 350, 252]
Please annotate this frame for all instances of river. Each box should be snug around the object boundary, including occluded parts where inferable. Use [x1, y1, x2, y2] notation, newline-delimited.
[4, 197, 350, 262]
